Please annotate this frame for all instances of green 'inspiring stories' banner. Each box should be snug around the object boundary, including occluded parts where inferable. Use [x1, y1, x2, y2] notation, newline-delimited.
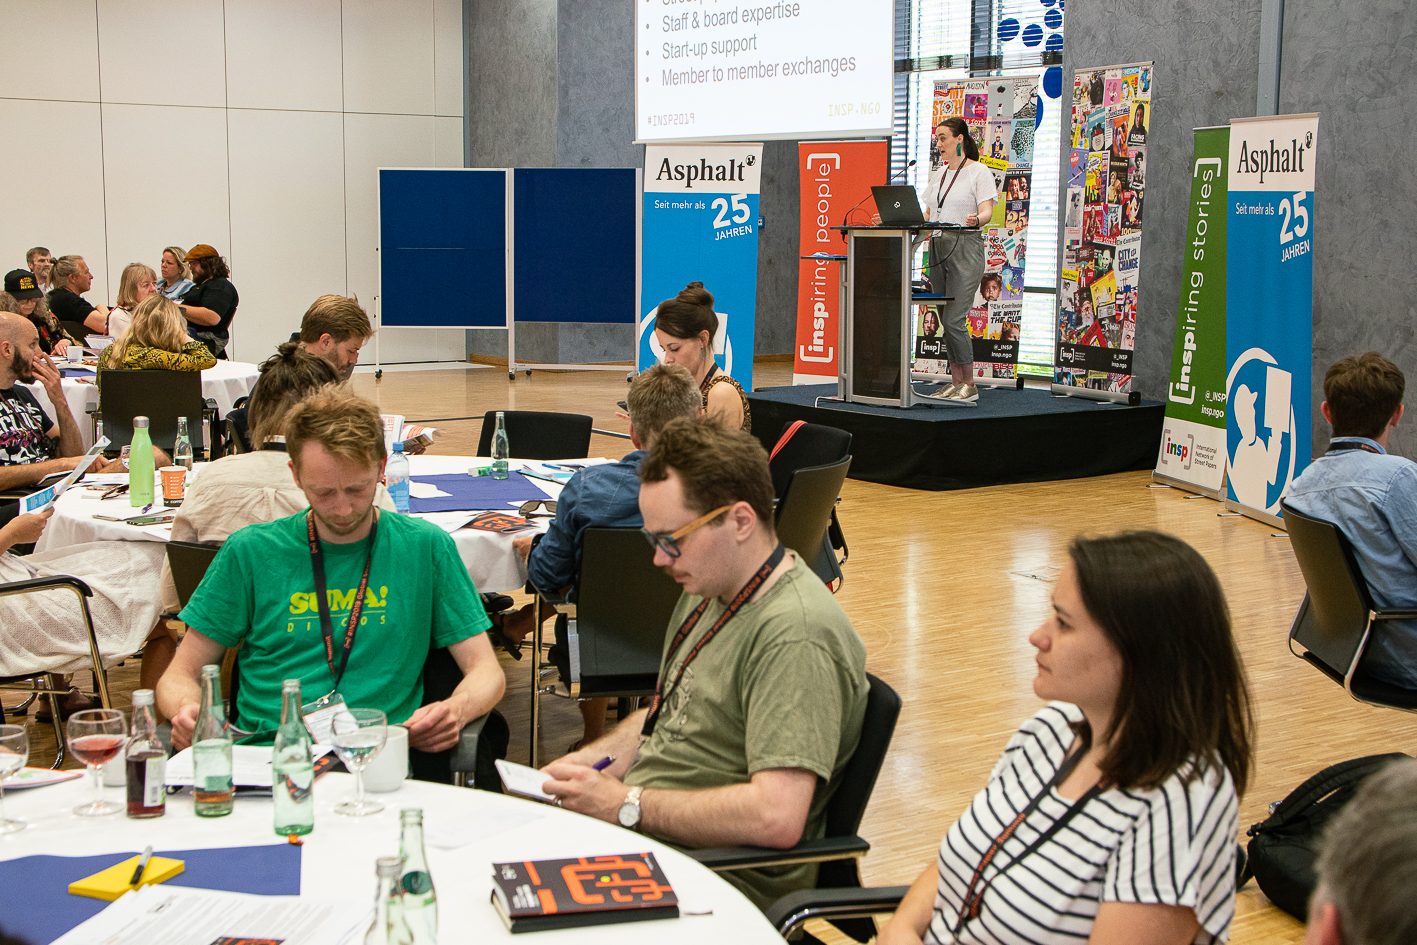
[1154, 125, 1229, 494]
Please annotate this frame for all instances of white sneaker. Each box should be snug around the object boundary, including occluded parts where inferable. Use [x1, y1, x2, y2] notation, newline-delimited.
[944, 383, 979, 402]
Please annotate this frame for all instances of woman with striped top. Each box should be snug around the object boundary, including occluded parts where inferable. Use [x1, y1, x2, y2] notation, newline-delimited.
[880, 531, 1255, 945]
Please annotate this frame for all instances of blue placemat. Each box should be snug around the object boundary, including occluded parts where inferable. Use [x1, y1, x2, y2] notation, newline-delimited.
[409, 471, 549, 513]
[0, 843, 301, 944]
[60, 367, 96, 377]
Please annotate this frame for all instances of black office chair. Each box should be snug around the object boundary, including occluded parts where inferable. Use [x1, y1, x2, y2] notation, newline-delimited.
[690, 673, 901, 943]
[409, 646, 508, 790]
[166, 540, 222, 609]
[88, 370, 219, 458]
[0, 575, 112, 768]
[776, 457, 852, 587]
[769, 422, 852, 586]
[476, 410, 593, 460]
[527, 527, 682, 767]
[1281, 500, 1417, 712]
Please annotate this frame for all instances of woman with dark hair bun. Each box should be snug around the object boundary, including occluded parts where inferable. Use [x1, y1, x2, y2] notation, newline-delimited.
[922, 117, 998, 403]
[878, 530, 1255, 945]
[651, 281, 750, 431]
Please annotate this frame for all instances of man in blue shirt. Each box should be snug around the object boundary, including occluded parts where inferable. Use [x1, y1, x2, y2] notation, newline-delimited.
[507, 363, 701, 746]
[1286, 352, 1417, 688]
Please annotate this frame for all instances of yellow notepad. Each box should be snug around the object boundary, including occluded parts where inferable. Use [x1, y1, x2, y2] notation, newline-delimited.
[68, 855, 185, 901]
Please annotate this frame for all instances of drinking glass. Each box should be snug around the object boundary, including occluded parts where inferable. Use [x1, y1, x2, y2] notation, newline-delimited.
[0, 725, 28, 833]
[67, 708, 126, 816]
[331, 708, 387, 816]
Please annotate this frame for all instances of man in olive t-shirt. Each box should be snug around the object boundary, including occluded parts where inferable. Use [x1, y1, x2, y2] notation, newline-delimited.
[157, 387, 504, 751]
[543, 417, 868, 910]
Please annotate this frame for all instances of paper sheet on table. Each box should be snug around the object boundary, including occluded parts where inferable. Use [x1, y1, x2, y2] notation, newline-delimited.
[408, 481, 452, 499]
[495, 759, 557, 802]
[21, 436, 110, 514]
[165, 744, 332, 787]
[51, 884, 367, 945]
[410, 511, 476, 533]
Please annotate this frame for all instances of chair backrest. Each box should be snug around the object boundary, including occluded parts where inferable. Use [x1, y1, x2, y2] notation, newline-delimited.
[476, 410, 594, 460]
[574, 527, 684, 696]
[1282, 500, 1378, 678]
[165, 540, 222, 610]
[99, 369, 205, 453]
[824, 673, 901, 839]
[776, 457, 851, 566]
[769, 421, 852, 498]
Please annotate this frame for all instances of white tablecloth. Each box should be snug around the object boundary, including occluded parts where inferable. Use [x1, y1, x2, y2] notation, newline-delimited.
[20, 360, 261, 450]
[0, 774, 777, 944]
[30, 456, 599, 595]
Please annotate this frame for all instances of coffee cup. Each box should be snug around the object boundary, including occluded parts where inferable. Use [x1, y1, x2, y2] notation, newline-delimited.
[363, 724, 409, 792]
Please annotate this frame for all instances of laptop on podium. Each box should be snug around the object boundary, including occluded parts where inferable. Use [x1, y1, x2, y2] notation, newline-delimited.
[871, 185, 928, 224]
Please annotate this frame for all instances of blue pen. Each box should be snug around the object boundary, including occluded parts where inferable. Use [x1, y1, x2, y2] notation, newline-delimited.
[592, 756, 616, 771]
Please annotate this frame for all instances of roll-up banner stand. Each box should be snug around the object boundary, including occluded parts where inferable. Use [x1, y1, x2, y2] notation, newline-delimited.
[638, 143, 764, 391]
[916, 77, 1039, 388]
[794, 140, 887, 385]
[1153, 126, 1230, 497]
[1223, 113, 1319, 527]
[1055, 61, 1153, 403]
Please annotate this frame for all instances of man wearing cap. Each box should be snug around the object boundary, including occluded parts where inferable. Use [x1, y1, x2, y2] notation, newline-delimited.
[25, 248, 52, 289]
[3, 270, 76, 356]
[178, 244, 239, 359]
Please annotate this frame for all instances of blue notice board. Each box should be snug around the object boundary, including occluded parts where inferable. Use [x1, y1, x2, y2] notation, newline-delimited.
[379, 169, 507, 328]
[513, 168, 637, 323]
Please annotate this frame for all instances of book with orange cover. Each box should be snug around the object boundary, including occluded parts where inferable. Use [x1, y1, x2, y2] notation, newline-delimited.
[490, 853, 678, 933]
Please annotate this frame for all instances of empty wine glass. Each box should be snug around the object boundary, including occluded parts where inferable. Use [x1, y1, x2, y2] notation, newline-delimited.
[331, 708, 387, 816]
[0, 725, 28, 833]
[67, 708, 126, 816]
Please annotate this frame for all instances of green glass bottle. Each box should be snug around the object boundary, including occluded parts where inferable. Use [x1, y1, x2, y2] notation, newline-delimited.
[273, 679, 314, 836]
[399, 808, 438, 944]
[192, 664, 233, 817]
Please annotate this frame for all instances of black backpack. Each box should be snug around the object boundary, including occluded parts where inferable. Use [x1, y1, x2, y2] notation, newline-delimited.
[1240, 752, 1411, 919]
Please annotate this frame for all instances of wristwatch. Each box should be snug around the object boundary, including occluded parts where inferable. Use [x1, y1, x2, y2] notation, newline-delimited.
[617, 786, 643, 830]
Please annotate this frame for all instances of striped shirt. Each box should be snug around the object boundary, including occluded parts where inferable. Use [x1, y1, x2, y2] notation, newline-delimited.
[925, 703, 1238, 945]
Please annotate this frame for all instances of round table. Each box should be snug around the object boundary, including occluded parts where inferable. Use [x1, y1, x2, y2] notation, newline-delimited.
[29, 456, 599, 595]
[0, 774, 778, 943]
[21, 360, 261, 451]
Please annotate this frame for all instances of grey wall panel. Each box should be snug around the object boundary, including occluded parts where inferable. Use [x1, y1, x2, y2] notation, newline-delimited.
[557, 0, 642, 169]
[1280, 0, 1417, 458]
[1062, 0, 1263, 400]
[466, 0, 557, 169]
[755, 140, 801, 358]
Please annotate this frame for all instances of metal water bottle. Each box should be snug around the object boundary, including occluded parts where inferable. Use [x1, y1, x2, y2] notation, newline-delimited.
[399, 808, 438, 944]
[491, 411, 509, 480]
[272, 679, 314, 836]
[128, 417, 155, 506]
[192, 664, 233, 817]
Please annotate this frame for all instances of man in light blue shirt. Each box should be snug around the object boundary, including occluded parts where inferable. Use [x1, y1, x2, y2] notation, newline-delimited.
[1286, 352, 1417, 688]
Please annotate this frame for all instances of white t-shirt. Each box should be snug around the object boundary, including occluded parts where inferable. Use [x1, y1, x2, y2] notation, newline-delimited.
[924, 703, 1239, 945]
[924, 160, 998, 226]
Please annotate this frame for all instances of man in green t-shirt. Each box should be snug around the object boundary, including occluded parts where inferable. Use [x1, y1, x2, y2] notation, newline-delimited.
[157, 387, 504, 752]
[542, 417, 868, 910]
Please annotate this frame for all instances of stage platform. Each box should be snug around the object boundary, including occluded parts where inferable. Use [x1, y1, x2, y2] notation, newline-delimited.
[747, 383, 1165, 491]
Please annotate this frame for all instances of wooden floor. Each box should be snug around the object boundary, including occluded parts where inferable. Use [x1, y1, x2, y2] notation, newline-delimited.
[18, 360, 1417, 944]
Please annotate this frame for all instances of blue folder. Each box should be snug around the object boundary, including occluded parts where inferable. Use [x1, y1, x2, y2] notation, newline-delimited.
[0, 843, 301, 944]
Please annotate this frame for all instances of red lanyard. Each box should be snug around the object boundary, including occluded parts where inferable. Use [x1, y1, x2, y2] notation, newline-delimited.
[306, 510, 378, 690]
[641, 542, 786, 737]
[952, 750, 1104, 935]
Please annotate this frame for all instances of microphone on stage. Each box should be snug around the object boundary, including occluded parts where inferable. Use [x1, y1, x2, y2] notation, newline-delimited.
[841, 160, 917, 234]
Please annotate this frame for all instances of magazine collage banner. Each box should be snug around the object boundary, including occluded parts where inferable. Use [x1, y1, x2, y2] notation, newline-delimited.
[793, 141, 888, 385]
[914, 77, 1038, 383]
[1056, 61, 1153, 397]
[1224, 113, 1319, 523]
[638, 143, 764, 389]
[1154, 126, 1230, 496]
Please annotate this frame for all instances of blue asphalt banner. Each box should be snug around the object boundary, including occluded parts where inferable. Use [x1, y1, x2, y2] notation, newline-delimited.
[639, 144, 764, 389]
[1224, 114, 1319, 519]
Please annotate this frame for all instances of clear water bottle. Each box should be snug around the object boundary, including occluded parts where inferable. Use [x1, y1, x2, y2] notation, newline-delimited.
[386, 443, 410, 513]
[273, 679, 314, 837]
[173, 416, 194, 471]
[399, 808, 438, 944]
[365, 856, 415, 945]
[124, 689, 165, 819]
[491, 411, 509, 480]
[192, 664, 233, 817]
[128, 416, 155, 507]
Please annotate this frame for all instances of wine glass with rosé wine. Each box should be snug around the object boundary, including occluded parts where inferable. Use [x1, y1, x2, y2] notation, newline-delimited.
[67, 708, 126, 816]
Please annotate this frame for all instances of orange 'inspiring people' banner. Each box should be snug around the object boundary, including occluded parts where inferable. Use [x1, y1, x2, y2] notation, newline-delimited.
[793, 140, 889, 384]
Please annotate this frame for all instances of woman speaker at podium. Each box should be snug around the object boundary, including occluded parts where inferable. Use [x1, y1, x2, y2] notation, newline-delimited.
[924, 118, 998, 403]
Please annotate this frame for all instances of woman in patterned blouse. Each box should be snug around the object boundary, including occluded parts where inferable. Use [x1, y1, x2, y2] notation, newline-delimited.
[97, 294, 216, 389]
